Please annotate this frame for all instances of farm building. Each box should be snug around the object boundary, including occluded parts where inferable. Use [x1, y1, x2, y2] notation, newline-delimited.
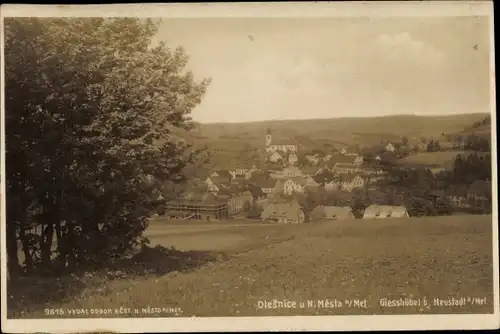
[310, 205, 355, 221]
[221, 188, 253, 214]
[261, 200, 306, 224]
[363, 205, 410, 219]
[164, 198, 229, 220]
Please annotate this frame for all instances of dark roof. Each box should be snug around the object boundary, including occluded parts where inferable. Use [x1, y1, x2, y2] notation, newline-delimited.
[301, 166, 319, 175]
[285, 176, 308, 186]
[249, 176, 277, 189]
[211, 177, 232, 190]
[218, 183, 247, 195]
[340, 174, 364, 183]
[313, 171, 337, 183]
[249, 186, 265, 198]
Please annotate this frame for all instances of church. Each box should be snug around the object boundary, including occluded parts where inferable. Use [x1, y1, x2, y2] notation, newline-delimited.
[265, 129, 297, 154]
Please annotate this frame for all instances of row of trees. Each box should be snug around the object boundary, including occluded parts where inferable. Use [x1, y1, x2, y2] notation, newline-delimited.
[451, 153, 491, 185]
[470, 115, 491, 129]
[5, 18, 210, 277]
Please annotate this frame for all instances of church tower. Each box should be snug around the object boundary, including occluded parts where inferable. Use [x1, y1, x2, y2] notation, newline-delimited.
[265, 129, 272, 147]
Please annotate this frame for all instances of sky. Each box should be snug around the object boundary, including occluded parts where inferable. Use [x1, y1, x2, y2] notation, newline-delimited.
[152, 16, 492, 123]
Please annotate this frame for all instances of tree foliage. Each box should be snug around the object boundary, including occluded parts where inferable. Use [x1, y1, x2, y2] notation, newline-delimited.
[5, 18, 210, 276]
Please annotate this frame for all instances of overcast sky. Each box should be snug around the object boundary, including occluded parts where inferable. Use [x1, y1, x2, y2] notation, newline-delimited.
[153, 16, 492, 123]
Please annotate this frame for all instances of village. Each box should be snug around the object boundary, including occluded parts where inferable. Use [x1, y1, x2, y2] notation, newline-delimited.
[4, 14, 496, 327]
[156, 127, 492, 224]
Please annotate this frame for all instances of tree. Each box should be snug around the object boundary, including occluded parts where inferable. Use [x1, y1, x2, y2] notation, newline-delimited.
[350, 189, 367, 218]
[434, 140, 441, 151]
[407, 197, 435, 217]
[246, 202, 263, 219]
[5, 18, 210, 276]
[426, 140, 434, 152]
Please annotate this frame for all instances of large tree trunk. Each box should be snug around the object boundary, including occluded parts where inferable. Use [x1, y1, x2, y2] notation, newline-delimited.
[40, 220, 54, 271]
[18, 213, 34, 274]
[6, 220, 20, 278]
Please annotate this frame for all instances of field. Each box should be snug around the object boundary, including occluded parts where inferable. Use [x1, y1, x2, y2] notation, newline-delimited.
[397, 150, 484, 168]
[188, 113, 489, 168]
[8, 215, 494, 318]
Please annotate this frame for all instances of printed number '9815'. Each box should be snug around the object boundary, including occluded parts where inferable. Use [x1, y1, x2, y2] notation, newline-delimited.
[44, 308, 65, 316]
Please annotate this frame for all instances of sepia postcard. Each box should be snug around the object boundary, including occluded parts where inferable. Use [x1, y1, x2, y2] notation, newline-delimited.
[1, 2, 498, 333]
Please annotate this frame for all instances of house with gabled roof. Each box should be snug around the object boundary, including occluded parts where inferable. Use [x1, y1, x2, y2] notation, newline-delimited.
[312, 171, 340, 191]
[248, 176, 278, 195]
[249, 185, 266, 201]
[210, 169, 233, 183]
[288, 152, 299, 165]
[332, 162, 362, 174]
[300, 166, 319, 176]
[261, 199, 306, 224]
[363, 205, 409, 219]
[283, 177, 308, 195]
[268, 151, 284, 163]
[219, 185, 253, 215]
[323, 154, 333, 161]
[310, 205, 355, 221]
[305, 154, 320, 165]
[444, 185, 469, 208]
[271, 165, 304, 179]
[467, 180, 492, 210]
[340, 174, 365, 192]
[386, 143, 396, 152]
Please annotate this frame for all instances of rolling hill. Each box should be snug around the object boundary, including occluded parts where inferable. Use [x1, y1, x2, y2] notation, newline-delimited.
[181, 113, 491, 169]
[195, 113, 489, 146]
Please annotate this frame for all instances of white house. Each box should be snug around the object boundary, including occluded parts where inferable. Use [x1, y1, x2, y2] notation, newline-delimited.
[332, 163, 362, 174]
[305, 154, 320, 165]
[363, 205, 410, 219]
[386, 143, 395, 152]
[268, 151, 283, 163]
[272, 166, 304, 179]
[231, 168, 249, 176]
[261, 200, 306, 224]
[205, 177, 231, 193]
[210, 170, 233, 181]
[354, 156, 364, 166]
[310, 205, 355, 221]
[283, 177, 308, 195]
[288, 152, 298, 165]
[324, 179, 342, 191]
[341, 175, 365, 192]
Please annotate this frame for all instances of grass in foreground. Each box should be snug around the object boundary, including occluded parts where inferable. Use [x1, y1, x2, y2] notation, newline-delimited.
[8, 215, 494, 318]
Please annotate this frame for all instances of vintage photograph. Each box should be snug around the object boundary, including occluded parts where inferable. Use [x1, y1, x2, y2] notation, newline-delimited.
[1, 2, 498, 333]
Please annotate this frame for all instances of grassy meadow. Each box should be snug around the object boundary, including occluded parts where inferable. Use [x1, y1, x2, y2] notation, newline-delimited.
[8, 214, 494, 318]
[397, 150, 484, 168]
